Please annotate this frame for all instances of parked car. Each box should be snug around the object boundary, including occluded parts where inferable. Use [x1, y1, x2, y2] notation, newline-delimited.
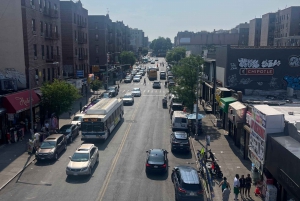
[170, 131, 190, 152]
[101, 91, 113, 98]
[133, 76, 141, 82]
[58, 124, 79, 143]
[131, 70, 137, 76]
[122, 93, 134, 105]
[140, 70, 146, 75]
[131, 88, 141, 97]
[124, 75, 132, 83]
[172, 166, 204, 200]
[160, 71, 166, 79]
[155, 58, 159, 61]
[145, 149, 168, 174]
[152, 81, 161, 89]
[71, 114, 85, 128]
[107, 86, 118, 96]
[169, 79, 175, 87]
[35, 134, 67, 161]
[136, 73, 143, 79]
[66, 143, 99, 176]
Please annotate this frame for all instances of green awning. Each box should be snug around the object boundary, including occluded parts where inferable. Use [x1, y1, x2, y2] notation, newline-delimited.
[219, 97, 237, 113]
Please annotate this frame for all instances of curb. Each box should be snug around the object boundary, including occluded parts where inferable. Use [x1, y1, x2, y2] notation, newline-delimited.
[190, 137, 210, 201]
[0, 157, 36, 192]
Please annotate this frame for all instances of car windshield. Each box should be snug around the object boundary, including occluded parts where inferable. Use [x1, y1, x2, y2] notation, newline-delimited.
[125, 76, 131, 79]
[124, 95, 132, 98]
[40, 141, 56, 149]
[132, 88, 140, 91]
[134, 76, 139, 79]
[72, 116, 82, 121]
[59, 125, 72, 133]
[71, 153, 89, 162]
[148, 154, 164, 163]
[103, 93, 110, 98]
[154, 82, 160, 84]
[108, 87, 115, 90]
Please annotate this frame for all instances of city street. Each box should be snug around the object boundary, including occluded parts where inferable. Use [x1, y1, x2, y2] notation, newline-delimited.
[0, 58, 198, 201]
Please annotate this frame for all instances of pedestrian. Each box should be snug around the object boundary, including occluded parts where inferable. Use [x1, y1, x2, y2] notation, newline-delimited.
[219, 177, 231, 192]
[233, 174, 240, 200]
[245, 174, 252, 197]
[222, 184, 231, 201]
[118, 84, 119, 89]
[239, 175, 246, 198]
[34, 122, 38, 133]
[45, 120, 49, 132]
[6, 130, 11, 144]
[34, 132, 40, 148]
[144, 78, 146, 85]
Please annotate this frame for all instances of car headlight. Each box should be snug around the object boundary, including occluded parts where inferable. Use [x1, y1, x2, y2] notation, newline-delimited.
[81, 167, 88, 171]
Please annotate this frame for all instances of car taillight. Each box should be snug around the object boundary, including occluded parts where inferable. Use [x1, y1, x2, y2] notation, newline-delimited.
[162, 164, 166, 168]
[197, 190, 203, 194]
[146, 163, 151, 167]
[178, 187, 186, 193]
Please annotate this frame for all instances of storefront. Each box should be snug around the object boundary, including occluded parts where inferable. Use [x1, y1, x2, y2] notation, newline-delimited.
[228, 101, 247, 158]
[3, 90, 41, 135]
[265, 133, 300, 201]
[248, 105, 285, 175]
[219, 97, 236, 130]
[0, 108, 6, 144]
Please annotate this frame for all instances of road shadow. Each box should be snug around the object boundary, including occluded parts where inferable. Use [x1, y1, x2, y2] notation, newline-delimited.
[34, 149, 67, 166]
[146, 168, 169, 181]
[84, 118, 124, 151]
[171, 150, 193, 159]
[65, 162, 99, 184]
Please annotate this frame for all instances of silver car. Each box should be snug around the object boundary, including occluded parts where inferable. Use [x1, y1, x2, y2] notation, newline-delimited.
[131, 88, 141, 97]
[123, 93, 134, 105]
[66, 144, 99, 176]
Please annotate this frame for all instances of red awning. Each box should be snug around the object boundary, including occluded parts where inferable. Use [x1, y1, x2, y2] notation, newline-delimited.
[3, 90, 41, 113]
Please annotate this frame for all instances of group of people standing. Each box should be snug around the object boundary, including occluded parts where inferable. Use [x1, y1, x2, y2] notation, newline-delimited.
[219, 174, 252, 201]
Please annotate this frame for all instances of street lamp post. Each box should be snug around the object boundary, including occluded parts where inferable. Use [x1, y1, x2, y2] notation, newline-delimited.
[195, 64, 200, 140]
[29, 62, 59, 131]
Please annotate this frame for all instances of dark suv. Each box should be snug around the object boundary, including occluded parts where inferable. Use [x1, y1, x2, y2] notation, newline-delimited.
[172, 166, 204, 201]
[170, 131, 190, 152]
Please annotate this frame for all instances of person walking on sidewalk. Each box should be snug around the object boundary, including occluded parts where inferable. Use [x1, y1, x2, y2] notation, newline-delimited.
[222, 185, 231, 201]
[144, 78, 146, 85]
[239, 175, 246, 198]
[233, 174, 240, 200]
[245, 174, 252, 197]
[219, 177, 231, 192]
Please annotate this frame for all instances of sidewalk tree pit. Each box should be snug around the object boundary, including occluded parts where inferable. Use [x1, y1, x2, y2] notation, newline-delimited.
[40, 79, 81, 117]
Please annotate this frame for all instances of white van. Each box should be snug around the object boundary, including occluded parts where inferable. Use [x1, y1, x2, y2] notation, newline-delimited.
[172, 111, 188, 132]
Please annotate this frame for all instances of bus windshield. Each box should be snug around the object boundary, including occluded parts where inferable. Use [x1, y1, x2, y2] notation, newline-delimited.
[81, 122, 104, 132]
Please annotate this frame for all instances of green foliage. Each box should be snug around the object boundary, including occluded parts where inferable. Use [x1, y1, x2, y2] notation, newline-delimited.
[41, 79, 81, 117]
[141, 47, 149, 56]
[90, 79, 102, 92]
[166, 47, 186, 63]
[120, 51, 136, 66]
[168, 55, 203, 111]
[150, 37, 172, 56]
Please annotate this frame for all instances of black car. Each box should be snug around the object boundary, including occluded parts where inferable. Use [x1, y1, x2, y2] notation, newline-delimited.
[170, 131, 190, 152]
[172, 166, 204, 201]
[58, 124, 80, 143]
[152, 81, 161, 89]
[145, 149, 168, 174]
[160, 71, 166, 79]
[107, 86, 118, 96]
[101, 92, 112, 98]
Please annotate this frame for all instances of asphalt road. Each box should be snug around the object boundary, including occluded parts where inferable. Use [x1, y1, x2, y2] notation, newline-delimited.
[0, 58, 198, 201]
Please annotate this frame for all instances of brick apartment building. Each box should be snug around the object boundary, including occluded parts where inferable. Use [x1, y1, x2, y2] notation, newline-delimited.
[274, 6, 300, 46]
[248, 18, 262, 46]
[21, 0, 62, 88]
[260, 13, 276, 46]
[60, 0, 89, 78]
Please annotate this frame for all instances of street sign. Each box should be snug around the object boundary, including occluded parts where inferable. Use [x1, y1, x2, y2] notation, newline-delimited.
[77, 70, 84, 78]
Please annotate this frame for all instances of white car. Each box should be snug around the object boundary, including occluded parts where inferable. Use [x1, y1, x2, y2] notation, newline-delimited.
[133, 76, 141, 82]
[71, 114, 84, 128]
[131, 88, 141, 97]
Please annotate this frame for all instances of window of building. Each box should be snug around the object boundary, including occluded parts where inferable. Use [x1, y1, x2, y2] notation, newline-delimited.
[75, 48, 77, 56]
[95, 34, 99, 40]
[54, 3, 57, 10]
[31, 0, 34, 6]
[35, 69, 39, 82]
[55, 25, 58, 33]
[48, 68, 50, 81]
[77, 14, 79, 24]
[96, 45, 99, 53]
[41, 45, 44, 58]
[39, 0, 42, 7]
[40, 21, 43, 33]
[57, 46, 59, 55]
[43, 69, 46, 81]
[74, 30, 77, 41]
[48, 1, 50, 9]
[33, 44, 37, 58]
[32, 19, 36, 31]
[45, 22, 48, 35]
[46, 45, 49, 59]
[96, 57, 99, 63]
[52, 68, 55, 80]
[74, 13, 76, 24]
[49, 24, 52, 36]
[51, 46, 53, 59]
[95, 22, 98, 29]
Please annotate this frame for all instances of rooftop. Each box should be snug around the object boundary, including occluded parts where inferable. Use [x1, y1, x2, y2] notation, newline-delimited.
[271, 106, 300, 124]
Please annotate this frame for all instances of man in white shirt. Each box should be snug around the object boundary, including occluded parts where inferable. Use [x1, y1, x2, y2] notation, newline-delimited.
[233, 174, 240, 200]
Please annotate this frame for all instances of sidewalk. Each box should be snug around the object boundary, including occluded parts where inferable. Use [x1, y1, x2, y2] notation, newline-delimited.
[190, 104, 262, 201]
[0, 89, 105, 191]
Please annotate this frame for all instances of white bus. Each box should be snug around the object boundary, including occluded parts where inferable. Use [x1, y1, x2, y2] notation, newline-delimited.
[81, 98, 124, 141]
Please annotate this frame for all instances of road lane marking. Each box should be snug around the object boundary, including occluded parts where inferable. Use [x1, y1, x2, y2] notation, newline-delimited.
[96, 97, 142, 201]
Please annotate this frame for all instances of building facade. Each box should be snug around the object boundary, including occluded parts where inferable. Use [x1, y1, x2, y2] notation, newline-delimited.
[130, 28, 144, 53]
[236, 23, 249, 46]
[60, 0, 89, 78]
[248, 18, 262, 46]
[21, 0, 62, 89]
[260, 13, 276, 46]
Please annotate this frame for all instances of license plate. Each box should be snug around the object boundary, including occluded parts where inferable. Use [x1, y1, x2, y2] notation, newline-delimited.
[154, 166, 158, 168]
[190, 192, 195, 196]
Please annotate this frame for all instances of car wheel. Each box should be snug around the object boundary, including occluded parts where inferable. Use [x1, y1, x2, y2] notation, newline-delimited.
[96, 155, 99, 163]
[54, 153, 58, 161]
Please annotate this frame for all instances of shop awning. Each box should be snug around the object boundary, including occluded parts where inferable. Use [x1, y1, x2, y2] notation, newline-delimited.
[220, 97, 237, 113]
[3, 90, 41, 113]
[229, 101, 246, 110]
[34, 89, 43, 97]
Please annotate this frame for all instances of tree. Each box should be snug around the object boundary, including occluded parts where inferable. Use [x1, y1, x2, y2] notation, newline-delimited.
[166, 47, 186, 63]
[120, 51, 136, 66]
[150, 37, 172, 56]
[141, 47, 149, 56]
[41, 79, 81, 117]
[168, 55, 203, 111]
[90, 79, 102, 93]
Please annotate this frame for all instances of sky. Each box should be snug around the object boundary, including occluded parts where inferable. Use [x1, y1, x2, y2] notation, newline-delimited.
[79, 0, 300, 42]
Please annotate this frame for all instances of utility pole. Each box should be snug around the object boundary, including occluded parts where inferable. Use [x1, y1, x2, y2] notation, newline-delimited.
[195, 64, 199, 140]
[212, 61, 216, 115]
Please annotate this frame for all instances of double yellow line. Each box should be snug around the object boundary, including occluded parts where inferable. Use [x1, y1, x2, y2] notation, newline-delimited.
[96, 98, 141, 201]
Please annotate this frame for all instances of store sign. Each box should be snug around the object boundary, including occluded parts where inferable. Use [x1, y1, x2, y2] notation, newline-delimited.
[248, 150, 262, 171]
[15, 97, 31, 107]
[251, 121, 265, 139]
[288, 55, 300, 67]
[237, 58, 280, 76]
[249, 130, 265, 163]
[246, 111, 252, 125]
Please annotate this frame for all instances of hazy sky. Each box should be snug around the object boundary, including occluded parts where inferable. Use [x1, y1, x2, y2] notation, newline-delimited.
[79, 0, 300, 42]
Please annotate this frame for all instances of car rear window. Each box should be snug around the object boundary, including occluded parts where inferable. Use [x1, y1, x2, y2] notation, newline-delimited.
[148, 154, 164, 163]
[182, 183, 202, 191]
[174, 117, 187, 123]
[172, 105, 183, 111]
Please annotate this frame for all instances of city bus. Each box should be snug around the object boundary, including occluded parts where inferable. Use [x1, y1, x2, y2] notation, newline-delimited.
[148, 68, 157, 80]
[81, 98, 124, 141]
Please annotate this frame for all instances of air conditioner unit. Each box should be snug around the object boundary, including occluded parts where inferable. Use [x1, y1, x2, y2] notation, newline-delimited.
[31, 5, 35, 9]
[32, 31, 36, 35]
